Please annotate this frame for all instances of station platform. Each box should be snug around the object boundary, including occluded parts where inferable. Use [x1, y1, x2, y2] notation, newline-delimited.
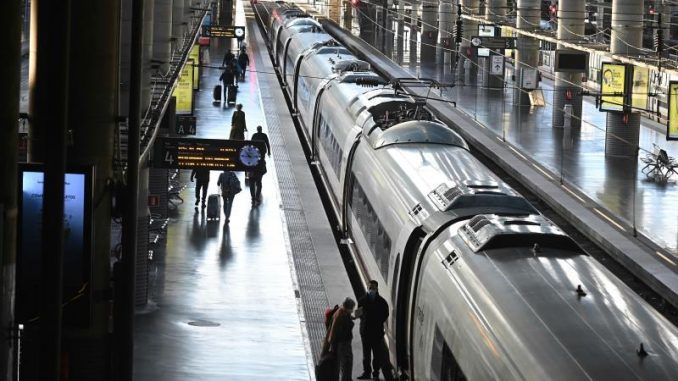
[134, 1, 363, 379]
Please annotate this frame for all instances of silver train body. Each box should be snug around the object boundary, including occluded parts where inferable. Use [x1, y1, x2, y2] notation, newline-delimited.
[262, 4, 678, 380]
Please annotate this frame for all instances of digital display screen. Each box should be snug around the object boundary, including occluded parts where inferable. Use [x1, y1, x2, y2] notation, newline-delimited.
[555, 50, 589, 72]
[17, 167, 92, 326]
[155, 137, 266, 171]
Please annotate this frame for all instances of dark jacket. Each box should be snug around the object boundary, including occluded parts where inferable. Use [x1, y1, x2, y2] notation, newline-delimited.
[222, 51, 235, 67]
[190, 169, 210, 183]
[238, 52, 249, 68]
[358, 292, 389, 337]
[220, 68, 235, 86]
[230, 110, 247, 139]
[328, 308, 354, 346]
[217, 171, 240, 195]
[251, 131, 271, 156]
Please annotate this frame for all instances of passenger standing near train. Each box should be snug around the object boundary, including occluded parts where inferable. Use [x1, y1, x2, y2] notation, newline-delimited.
[217, 170, 241, 224]
[327, 297, 356, 381]
[190, 168, 210, 208]
[357, 280, 392, 381]
[230, 104, 247, 140]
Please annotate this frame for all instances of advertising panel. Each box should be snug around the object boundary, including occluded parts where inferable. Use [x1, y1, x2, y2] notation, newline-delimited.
[521, 68, 538, 89]
[173, 58, 194, 114]
[631, 66, 649, 110]
[190, 45, 200, 90]
[600, 62, 627, 112]
[668, 81, 678, 140]
[17, 165, 93, 327]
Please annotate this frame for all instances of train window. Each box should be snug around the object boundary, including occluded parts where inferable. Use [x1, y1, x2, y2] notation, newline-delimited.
[317, 113, 343, 176]
[441, 340, 466, 381]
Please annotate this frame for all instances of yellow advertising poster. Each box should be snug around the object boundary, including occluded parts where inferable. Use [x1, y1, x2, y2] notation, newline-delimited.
[173, 59, 194, 114]
[190, 45, 200, 90]
[631, 67, 649, 110]
[668, 82, 678, 140]
[600, 63, 626, 112]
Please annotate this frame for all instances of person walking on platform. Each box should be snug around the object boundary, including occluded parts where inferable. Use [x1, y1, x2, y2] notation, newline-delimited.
[326, 297, 356, 381]
[357, 280, 393, 381]
[237, 49, 249, 82]
[219, 65, 235, 102]
[230, 104, 247, 140]
[217, 170, 241, 224]
[222, 49, 235, 68]
[190, 168, 210, 208]
[249, 126, 271, 206]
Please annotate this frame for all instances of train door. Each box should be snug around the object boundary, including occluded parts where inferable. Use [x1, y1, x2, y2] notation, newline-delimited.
[431, 325, 466, 381]
[282, 38, 293, 85]
[394, 229, 425, 378]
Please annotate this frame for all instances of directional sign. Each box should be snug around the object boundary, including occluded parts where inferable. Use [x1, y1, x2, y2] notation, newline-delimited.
[204, 25, 245, 39]
[470, 36, 516, 50]
[154, 137, 266, 171]
[175, 115, 197, 135]
[490, 55, 504, 76]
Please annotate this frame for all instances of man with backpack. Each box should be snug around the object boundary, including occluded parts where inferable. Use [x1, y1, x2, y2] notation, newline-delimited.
[217, 170, 241, 223]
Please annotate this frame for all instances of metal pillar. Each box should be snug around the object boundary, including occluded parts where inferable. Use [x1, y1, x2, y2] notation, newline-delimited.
[395, 2, 404, 64]
[118, 0, 143, 378]
[605, 0, 643, 157]
[420, 4, 437, 64]
[172, 0, 185, 44]
[483, 0, 505, 88]
[357, 3, 377, 48]
[153, 0, 173, 73]
[64, 1, 120, 377]
[513, 0, 540, 105]
[553, 0, 585, 128]
[408, 1, 419, 66]
[342, 1, 353, 31]
[438, 0, 453, 66]
[28, 0, 71, 379]
[459, 0, 479, 84]
[0, 1, 22, 379]
[136, 166, 150, 307]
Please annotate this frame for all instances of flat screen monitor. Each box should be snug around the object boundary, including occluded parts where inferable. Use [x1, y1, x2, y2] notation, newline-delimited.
[555, 50, 589, 72]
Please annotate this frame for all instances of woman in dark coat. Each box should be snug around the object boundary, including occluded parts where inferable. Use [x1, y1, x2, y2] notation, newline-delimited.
[230, 103, 247, 140]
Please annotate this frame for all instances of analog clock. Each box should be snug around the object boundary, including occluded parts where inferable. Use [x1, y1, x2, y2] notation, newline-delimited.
[235, 27, 245, 39]
[239, 144, 261, 167]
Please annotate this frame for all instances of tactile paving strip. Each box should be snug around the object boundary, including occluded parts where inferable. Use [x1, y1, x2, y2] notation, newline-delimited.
[256, 50, 330, 363]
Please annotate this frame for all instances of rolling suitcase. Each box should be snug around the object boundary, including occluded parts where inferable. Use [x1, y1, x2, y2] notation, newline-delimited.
[227, 84, 237, 104]
[206, 194, 221, 220]
[213, 84, 222, 102]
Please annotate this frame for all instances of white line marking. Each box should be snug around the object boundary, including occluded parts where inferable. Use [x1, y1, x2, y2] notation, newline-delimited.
[593, 208, 626, 232]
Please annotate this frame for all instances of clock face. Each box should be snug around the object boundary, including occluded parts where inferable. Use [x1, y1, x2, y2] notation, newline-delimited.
[239, 145, 261, 167]
[235, 28, 244, 38]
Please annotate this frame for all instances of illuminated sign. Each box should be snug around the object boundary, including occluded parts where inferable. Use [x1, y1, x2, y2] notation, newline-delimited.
[155, 137, 266, 171]
[631, 66, 649, 110]
[470, 36, 516, 49]
[176, 115, 197, 135]
[17, 164, 93, 327]
[205, 25, 245, 39]
[668, 81, 678, 140]
[478, 25, 497, 37]
[190, 45, 200, 90]
[172, 58, 194, 114]
[600, 62, 627, 112]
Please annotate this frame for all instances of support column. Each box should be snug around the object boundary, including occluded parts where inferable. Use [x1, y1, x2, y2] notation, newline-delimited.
[420, 4, 437, 65]
[458, 0, 479, 84]
[0, 0, 22, 378]
[172, 0, 185, 44]
[342, 1, 353, 31]
[63, 0, 121, 378]
[437, 0, 453, 66]
[142, 0, 155, 113]
[395, 1, 404, 64]
[553, 0, 585, 128]
[136, 166, 150, 307]
[408, 1, 419, 65]
[513, 0, 540, 105]
[153, 0, 173, 73]
[483, 0, 505, 88]
[605, 0, 643, 157]
[357, 3, 377, 48]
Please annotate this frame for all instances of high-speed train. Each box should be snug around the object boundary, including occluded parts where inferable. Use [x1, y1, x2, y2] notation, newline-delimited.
[255, 3, 678, 380]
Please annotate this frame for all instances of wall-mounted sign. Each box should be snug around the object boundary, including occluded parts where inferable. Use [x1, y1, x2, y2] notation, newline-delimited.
[668, 81, 678, 140]
[521, 68, 538, 90]
[154, 137, 266, 171]
[471, 36, 516, 49]
[176, 115, 197, 135]
[190, 45, 201, 90]
[490, 55, 504, 76]
[478, 24, 497, 37]
[554, 50, 589, 72]
[172, 59, 195, 115]
[17, 164, 93, 327]
[600, 62, 627, 112]
[205, 25, 245, 39]
[631, 66, 649, 110]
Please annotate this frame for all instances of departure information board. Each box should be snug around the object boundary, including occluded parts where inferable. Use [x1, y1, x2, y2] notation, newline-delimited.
[155, 137, 266, 171]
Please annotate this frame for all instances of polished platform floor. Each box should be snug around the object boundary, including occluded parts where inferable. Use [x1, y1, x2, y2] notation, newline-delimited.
[134, 1, 364, 379]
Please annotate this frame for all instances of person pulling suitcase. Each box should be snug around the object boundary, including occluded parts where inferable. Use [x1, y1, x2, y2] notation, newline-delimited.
[217, 170, 241, 224]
